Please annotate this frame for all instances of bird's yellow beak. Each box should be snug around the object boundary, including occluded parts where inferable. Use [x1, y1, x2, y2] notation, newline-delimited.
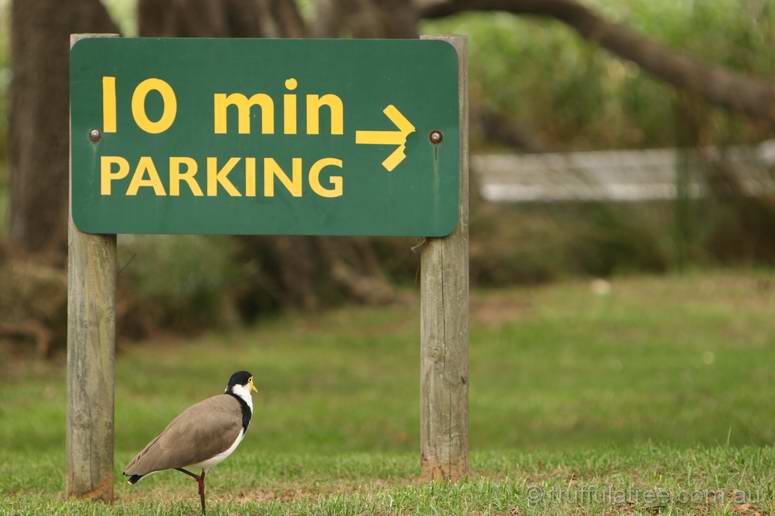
[248, 377, 257, 393]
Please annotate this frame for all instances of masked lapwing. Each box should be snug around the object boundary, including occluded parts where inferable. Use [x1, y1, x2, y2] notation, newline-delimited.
[123, 371, 257, 514]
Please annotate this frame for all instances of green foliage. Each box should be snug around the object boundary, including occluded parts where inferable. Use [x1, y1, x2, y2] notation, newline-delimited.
[471, 202, 672, 285]
[117, 235, 240, 333]
[471, 186, 775, 284]
[101, 0, 138, 36]
[2, 271, 775, 513]
[424, 0, 775, 150]
[571, 203, 670, 276]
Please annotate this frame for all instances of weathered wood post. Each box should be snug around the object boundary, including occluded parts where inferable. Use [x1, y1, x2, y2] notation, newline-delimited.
[419, 35, 469, 480]
[67, 33, 119, 501]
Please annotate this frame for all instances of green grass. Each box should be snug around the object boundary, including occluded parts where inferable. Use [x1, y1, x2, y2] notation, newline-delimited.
[2, 270, 775, 513]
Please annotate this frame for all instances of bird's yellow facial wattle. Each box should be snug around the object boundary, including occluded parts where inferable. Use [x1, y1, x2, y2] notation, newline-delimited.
[248, 377, 257, 393]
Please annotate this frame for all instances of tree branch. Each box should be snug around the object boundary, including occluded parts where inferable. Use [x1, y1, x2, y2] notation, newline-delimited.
[421, 0, 775, 127]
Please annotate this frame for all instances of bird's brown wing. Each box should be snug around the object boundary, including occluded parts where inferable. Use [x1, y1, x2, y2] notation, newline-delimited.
[123, 394, 243, 476]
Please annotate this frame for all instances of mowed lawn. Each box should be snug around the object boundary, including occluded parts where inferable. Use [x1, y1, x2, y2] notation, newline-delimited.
[2, 270, 775, 514]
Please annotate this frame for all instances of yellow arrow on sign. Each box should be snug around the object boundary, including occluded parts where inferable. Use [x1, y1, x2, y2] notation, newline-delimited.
[355, 105, 416, 172]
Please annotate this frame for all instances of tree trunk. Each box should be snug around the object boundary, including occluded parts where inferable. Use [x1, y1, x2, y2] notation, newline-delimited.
[138, 0, 306, 37]
[316, 0, 419, 38]
[9, 0, 118, 264]
[421, 0, 775, 127]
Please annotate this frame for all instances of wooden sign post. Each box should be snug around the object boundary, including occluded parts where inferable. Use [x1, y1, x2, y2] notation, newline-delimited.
[420, 35, 469, 480]
[67, 32, 119, 501]
[66, 33, 468, 499]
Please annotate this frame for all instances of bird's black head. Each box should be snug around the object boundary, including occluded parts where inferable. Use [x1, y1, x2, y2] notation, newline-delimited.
[227, 371, 254, 389]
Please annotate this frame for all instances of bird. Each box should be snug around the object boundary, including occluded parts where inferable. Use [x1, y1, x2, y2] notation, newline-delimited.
[123, 371, 257, 514]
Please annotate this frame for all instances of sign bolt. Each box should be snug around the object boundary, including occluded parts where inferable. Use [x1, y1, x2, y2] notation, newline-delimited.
[429, 130, 443, 145]
[89, 129, 102, 142]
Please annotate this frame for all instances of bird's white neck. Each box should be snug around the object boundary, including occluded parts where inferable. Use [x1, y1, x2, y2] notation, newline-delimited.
[228, 384, 254, 413]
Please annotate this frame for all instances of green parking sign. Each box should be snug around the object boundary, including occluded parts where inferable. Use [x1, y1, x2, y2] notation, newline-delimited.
[70, 38, 460, 236]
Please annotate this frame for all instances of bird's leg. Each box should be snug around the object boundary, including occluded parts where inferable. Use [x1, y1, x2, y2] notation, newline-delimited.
[174, 467, 199, 480]
[175, 468, 206, 514]
[197, 469, 207, 515]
